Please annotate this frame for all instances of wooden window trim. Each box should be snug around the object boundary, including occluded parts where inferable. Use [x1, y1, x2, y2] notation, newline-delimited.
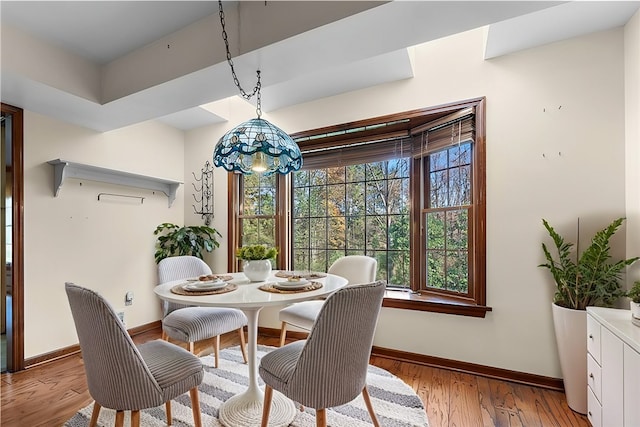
[228, 97, 490, 317]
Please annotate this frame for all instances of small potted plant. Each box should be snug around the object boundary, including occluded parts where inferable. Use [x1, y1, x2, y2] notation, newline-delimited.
[153, 222, 222, 264]
[236, 244, 278, 282]
[627, 281, 640, 321]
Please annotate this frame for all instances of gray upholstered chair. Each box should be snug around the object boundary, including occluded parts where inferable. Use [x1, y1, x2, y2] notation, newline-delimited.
[65, 282, 204, 427]
[158, 255, 247, 368]
[278, 255, 377, 346]
[260, 280, 386, 427]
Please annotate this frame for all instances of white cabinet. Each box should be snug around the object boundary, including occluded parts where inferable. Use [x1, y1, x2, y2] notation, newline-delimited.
[586, 307, 640, 427]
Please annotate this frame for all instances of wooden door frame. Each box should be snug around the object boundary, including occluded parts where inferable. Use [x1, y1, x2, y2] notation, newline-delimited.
[2, 103, 24, 372]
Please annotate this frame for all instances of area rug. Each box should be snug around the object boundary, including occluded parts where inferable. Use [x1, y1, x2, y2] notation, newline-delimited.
[64, 345, 429, 426]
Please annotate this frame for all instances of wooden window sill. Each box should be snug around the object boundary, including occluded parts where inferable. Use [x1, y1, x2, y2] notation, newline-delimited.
[383, 289, 492, 318]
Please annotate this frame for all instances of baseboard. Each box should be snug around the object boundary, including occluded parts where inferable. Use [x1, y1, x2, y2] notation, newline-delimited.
[258, 326, 564, 391]
[24, 321, 162, 368]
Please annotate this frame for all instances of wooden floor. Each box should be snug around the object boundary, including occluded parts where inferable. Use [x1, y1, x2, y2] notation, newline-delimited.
[1, 329, 590, 427]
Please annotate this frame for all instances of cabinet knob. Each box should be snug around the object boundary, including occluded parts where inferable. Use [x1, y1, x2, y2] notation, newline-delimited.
[589, 334, 593, 339]
[588, 411, 592, 417]
[589, 373, 594, 379]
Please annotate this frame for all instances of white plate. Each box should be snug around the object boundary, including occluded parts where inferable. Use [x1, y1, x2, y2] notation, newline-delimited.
[183, 280, 227, 291]
[274, 279, 310, 289]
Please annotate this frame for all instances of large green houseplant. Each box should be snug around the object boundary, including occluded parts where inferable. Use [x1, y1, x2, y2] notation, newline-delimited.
[153, 222, 222, 264]
[540, 217, 638, 310]
[539, 217, 638, 414]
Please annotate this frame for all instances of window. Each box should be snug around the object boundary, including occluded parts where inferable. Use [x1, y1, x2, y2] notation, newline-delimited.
[229, 98, 489, 317]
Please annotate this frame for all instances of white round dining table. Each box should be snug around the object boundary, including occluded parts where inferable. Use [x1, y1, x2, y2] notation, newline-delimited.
[153, 271, 348, 427]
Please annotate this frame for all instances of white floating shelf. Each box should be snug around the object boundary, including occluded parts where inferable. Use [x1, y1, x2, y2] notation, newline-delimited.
[47, 159, 182, 207]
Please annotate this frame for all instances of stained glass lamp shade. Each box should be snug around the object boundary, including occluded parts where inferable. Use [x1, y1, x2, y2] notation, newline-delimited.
[213, 117, 303, 176]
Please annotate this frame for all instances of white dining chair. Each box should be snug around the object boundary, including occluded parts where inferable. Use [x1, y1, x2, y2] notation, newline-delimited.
[278, 255, 377, 346]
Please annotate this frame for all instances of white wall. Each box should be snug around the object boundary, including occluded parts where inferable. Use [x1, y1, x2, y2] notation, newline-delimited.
[186, 26, 628, 379]
[23, 113, 184, 358]
[625, 9, 640, 285]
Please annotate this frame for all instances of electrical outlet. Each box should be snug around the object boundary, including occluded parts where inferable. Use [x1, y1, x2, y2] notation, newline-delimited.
[116, 310, 125, 326]
[125, 291, 134, 306]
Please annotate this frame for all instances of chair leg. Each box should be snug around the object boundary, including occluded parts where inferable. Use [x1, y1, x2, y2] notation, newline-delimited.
[114, 410, 125, 427]
[131, 410, 140, 427]
[161, 330, 168, 341]
[188, 341, 195, 354]
[190, 387, 202, 427]
[88, 401, 101, 427]
[238, 328, 248, 364]
[316, 408, 327, 427]
[362, 386, 380, 427]
[165, 401, 172, 426]
[261, 385, 274, 427]
[279, 322, 287, 347]
[213, 335, 221, 368]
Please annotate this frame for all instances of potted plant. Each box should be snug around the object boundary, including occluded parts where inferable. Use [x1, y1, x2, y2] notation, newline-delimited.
[627, 281, 640, 321]
[539, 217, 639, 414]
[153, 222, 222, 264]
[236, 244, 278, 282]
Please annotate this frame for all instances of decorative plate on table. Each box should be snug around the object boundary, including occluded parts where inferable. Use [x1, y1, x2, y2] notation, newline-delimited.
[183, 279, 229, 291]
[186, 274, 233, 284]
[273, 278, 311, 290]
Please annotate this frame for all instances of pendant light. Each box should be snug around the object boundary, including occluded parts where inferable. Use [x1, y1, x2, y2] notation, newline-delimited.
[212, 1, 303, 176]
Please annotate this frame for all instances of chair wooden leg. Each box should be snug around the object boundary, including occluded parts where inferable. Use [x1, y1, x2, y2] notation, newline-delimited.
[238, 328, 248, 364]
[88, 401, 101, 427]
[316, 408, 327, 427]
[161, 330, 168, 341]
[131, 410, 140, 427]
[165, 401, 172, 426]
[362, 386, 380, 427]
[279, 322, 288, 347]
[261, 385, 274, 427]
[190, 387, 202, 427]
[188, 341, 195, 354]
[114, 410, 125, 427]
[214, 335, 221, 368]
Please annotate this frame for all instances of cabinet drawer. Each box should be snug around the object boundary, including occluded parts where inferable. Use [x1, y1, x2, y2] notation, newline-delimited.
[587, 314, 602, 363]
[588, 387, 602, 427]
[587, 353, 602, 402]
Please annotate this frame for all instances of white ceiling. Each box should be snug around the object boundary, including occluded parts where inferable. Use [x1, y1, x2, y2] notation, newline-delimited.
[1, 1, 639, 132]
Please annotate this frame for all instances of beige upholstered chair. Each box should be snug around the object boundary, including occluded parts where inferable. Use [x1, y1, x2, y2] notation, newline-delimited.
[158, 255, 247, 367]
[278, 255, 377, 346]
[260, 281, 386, 427]
[65, 282, 204, 427]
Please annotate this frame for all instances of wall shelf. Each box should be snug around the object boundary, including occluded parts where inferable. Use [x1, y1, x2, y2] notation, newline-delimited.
[47, 159, 182, 207]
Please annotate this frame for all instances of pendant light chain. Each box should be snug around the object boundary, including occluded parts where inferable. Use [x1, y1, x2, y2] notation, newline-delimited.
[218, 0, 262, 117]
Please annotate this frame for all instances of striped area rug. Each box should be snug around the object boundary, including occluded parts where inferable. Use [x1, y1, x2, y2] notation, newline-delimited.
[65, 345, 429, 426]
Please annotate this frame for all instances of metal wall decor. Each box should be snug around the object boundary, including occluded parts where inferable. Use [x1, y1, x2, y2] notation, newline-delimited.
[192, 160, 214, 225]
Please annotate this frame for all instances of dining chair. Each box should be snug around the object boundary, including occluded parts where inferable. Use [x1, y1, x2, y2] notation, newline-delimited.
[65, 282, 204, 427]
[259, 280, 386, 427]
[278, 255, 377, 346]
[158, 255, 248, 368]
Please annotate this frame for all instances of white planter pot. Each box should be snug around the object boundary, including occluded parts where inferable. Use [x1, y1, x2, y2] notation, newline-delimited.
[243, 259, 272, 282]
[631, 301, 640, 319]
[552, 303, 587, 414]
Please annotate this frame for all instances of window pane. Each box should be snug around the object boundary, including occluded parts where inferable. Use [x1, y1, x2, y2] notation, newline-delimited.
[388, 178, 409, 214]
[430, 150, 448, 171]
[346, 164, 365, 182]
[366, 181, 387, 215]
[327, 167, 345, 184]
[241, 218, 274, 247]
[446, 251, 468, 293]
[293, 187, 310, 217]
[426, 211, 445, 250]
[389, 215, 409, 250]
[346, 216, 365, 249]
[309, 217, 327, 248]
[389, 158, 410, 178]
[366, 216, 387, 250]
[446, 209, 468, 250]
[448, 166, 471, 207]
[294, 170, 310, 186]
[430, 170, 448, 207]
[388, 250, 410, 288]
[346, 183, 365, 215]
[309, 249, 327, 272]
[426, 250, 445, 289]
[371, 251, 388, 283]
[366, 162, 386, 181]
[310, 170, 326, 186]
[450, 142, 471, 167]
[309, 186, 327, 217]
[293, 218, 310, 248]
[328, 216, 346, 249]
[326, 184, 346, 215]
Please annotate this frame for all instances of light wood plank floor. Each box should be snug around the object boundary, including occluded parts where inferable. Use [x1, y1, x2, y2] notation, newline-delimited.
[1, 329, 589, 427]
